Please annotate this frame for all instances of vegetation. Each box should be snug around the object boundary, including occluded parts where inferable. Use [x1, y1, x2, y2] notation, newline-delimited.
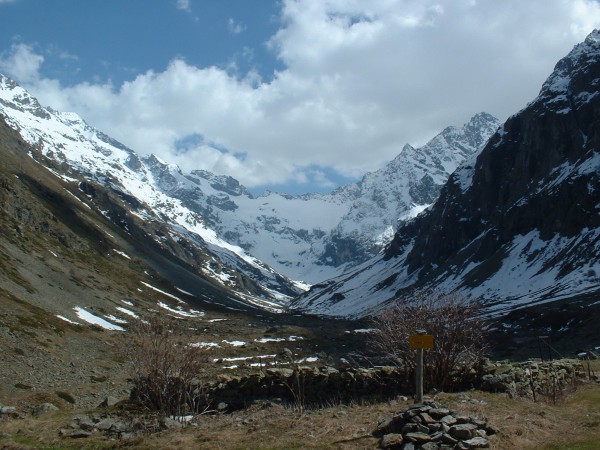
[126, 317, 208, 417]
[369, 291, 488, 390]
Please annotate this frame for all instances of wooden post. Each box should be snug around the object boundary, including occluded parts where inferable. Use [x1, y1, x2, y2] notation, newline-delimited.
[416, 346, 424, 403]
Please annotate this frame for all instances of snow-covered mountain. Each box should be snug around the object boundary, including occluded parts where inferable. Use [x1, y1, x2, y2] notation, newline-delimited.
[0, 73, 498, 304]
[291, 30, 600, 317]
[132, 113, 499, 284]
[319, 112, 500, 272]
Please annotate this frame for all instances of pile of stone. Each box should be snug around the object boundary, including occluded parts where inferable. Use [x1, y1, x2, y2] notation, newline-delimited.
[374, 401, 495, 449]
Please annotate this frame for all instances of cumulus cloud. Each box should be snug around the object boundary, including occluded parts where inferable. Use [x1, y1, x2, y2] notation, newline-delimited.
[0, 43, 44, 83]
[3, 0, 600, 191]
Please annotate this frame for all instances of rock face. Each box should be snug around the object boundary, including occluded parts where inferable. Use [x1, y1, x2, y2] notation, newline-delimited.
[291, 30, 600, 317]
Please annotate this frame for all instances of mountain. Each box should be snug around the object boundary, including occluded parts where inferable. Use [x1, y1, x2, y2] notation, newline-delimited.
[134, 113, 500, 284]
[0, 72, 498, 314]
[291, 30, 600, 319]
[319, 112, 500, 271]
[0, 74, 302, 313]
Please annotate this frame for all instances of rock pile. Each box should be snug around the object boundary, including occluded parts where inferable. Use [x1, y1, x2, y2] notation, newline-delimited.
[374, 401, 495, 449]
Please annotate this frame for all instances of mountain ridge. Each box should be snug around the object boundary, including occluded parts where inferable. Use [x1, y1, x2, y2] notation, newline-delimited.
[291, 30, 600, 318]
[0, 73, 499, 286]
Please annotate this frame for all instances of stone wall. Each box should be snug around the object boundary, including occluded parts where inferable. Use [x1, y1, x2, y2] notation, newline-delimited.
[479, 359, 590, 400]
[196, 366, 411, 411]
[191, 359, 590, 412]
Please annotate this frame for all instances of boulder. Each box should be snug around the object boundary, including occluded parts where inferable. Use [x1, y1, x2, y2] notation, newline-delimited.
[449, 424, 478, 440]
[98, 396, 119, 408]
[32, 403, 59, 417]
[380, 433, 404, 449]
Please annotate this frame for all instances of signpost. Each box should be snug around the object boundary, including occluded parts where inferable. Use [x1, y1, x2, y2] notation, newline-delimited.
[409, 332, 434, 403]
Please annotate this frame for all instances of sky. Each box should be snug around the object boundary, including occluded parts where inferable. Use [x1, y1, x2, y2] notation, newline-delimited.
[1, 0, 600, 196]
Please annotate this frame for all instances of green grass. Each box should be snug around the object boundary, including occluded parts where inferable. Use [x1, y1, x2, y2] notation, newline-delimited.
[534, 384, 600, 450]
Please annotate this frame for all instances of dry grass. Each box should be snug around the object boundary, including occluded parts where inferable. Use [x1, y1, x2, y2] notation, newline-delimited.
[1, 378, 599, 449]
[437, 379, 600, 450]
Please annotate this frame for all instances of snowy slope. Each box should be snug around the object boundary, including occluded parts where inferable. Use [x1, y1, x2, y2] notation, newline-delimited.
[320, 113, 500, 272]
[291, 30, 600, 317]
[0, 74, 302, 306]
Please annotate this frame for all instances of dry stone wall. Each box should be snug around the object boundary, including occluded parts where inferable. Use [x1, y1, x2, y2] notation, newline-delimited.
[479, 359, 589, 400]
[194, 359, 589, 412]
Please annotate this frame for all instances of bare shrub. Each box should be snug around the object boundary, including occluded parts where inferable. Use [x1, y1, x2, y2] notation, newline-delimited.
[125, 316, 208, 417]
[369, 291, 488, 391]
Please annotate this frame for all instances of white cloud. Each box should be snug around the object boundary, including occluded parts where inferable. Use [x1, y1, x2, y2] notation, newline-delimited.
[0, 43, 44, 83]
[3, 0, 600, 190]
[227, 18, 246, 34]
[176, 0, 191, 13]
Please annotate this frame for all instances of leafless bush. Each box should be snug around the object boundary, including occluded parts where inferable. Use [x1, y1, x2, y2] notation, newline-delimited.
[125, 316, 208, 417]
[369, 291, 488, 391]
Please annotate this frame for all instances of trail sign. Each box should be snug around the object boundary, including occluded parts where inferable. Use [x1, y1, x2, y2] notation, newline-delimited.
[409, 333, 434, 403]
[409, 334, 434, 349]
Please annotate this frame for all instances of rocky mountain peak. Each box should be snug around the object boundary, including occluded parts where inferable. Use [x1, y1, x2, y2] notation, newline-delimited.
[187, 169, 251, 198]
[0, 73, 50, 120]
[535, 29, 600, 113]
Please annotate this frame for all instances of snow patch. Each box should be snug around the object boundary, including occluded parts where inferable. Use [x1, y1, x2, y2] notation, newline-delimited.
[73, 306, 124, 331]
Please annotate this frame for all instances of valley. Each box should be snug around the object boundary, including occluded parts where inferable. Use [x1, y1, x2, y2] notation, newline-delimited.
[0, 23, 599, 450]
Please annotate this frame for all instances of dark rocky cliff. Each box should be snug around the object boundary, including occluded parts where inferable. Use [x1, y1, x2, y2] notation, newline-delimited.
[385, 30, 600, 290]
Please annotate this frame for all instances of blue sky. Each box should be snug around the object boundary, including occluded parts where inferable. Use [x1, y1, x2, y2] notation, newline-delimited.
[1, 0, 600, 195]
[0, 1, 283, 86]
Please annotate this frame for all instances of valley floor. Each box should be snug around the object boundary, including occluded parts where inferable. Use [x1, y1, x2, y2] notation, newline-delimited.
[0, 301, 599, 450]
[0, 379, 599, 449]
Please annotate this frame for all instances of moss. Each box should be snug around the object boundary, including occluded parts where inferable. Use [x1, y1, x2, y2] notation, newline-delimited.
[0, 255, 36, 293]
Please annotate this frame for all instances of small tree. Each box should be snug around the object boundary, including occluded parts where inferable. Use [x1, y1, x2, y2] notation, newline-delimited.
[369, 291, 488, 391]
[126, 316, 207, 417]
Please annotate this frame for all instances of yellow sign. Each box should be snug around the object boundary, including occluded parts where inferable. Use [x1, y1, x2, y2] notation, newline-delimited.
[409, 334, 434, 349]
